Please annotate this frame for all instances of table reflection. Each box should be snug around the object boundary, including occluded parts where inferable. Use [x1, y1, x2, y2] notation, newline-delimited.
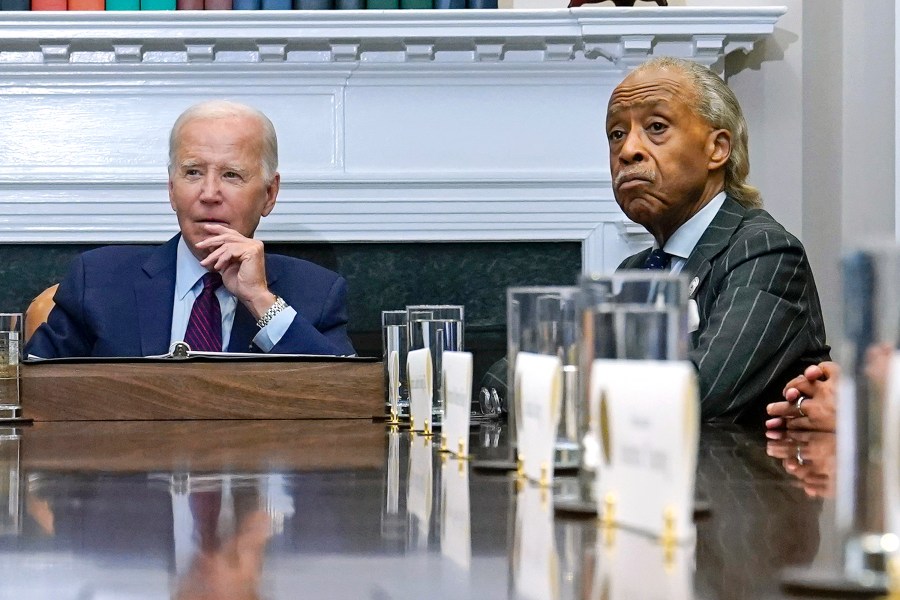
[766, 430, 837, 499]
[0, 420, 842, 599]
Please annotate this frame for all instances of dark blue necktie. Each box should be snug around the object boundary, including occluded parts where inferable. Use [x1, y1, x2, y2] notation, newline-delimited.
[184, 272, 223, 352]
[643, 249, 672, 271]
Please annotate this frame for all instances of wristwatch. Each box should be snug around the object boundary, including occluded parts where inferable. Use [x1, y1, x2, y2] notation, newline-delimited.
[256, 296, 288, 329]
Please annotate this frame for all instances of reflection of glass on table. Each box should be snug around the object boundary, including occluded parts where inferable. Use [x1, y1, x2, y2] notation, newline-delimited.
[0, 313, 22, 420]
[0, 427, 22, 536]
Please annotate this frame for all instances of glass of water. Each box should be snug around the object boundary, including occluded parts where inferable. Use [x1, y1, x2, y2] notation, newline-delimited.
[382, 310, 410, 421]
[406, 305, 464, 428]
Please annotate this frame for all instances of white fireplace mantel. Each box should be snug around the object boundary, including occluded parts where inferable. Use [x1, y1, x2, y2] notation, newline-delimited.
[0, 7, 785, 274]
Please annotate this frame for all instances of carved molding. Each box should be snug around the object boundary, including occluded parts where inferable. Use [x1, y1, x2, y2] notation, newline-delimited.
[0, 7, 785, 274]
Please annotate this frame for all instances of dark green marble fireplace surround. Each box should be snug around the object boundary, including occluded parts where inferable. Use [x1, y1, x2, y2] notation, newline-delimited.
[2, 241, 581, 382]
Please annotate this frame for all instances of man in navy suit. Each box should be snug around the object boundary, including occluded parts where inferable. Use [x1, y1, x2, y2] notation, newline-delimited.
[26, 100, 354, 358]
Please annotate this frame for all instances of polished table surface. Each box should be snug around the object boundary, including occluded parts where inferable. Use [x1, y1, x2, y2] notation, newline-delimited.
[0, 418, 846, 600]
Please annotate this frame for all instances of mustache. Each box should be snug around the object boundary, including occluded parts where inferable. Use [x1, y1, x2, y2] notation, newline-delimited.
[615, 167, 656, 187]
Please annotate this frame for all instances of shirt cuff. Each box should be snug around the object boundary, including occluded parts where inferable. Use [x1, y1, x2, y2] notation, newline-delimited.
[252, 306, 297, 352]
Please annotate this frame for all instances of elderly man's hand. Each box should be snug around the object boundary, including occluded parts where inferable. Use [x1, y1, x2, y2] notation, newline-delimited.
[196, 223, 277, 321]
[765, 362, 839, 432]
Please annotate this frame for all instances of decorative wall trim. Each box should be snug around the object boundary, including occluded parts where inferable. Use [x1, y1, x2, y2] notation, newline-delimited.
[0, 7, 785, 274]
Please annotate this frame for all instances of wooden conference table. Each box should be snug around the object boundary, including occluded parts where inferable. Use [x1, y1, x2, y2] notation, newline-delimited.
[0, 361, 852, 599]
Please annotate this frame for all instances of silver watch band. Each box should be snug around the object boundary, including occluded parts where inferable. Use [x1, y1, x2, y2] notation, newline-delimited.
[256, 296, 288, 329]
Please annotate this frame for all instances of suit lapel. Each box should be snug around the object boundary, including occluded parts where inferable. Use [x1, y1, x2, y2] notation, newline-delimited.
[681, 197, 746, 299]
[226, 255, 282, 352]
[135, 235, 180, 356]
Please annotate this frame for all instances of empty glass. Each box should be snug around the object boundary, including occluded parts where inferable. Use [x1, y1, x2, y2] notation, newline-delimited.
[382, 310, 409, 421]
[407, 305, 464, 428]
[507, 287, 580, 468]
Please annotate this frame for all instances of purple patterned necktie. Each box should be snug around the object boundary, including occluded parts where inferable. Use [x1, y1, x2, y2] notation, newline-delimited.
[183, 272, 223, 352]
[643, 248, 672, 270]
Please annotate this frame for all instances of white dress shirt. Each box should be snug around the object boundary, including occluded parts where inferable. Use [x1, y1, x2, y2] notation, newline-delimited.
[659, 191, 727, 274]
[170, 236, 295, 352]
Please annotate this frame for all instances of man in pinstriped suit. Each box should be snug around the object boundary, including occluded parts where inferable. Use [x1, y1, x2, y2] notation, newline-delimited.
[609, 57, 830, 423]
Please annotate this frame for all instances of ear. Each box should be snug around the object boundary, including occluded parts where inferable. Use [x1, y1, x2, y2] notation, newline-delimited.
[707, 129, 731, 172]
[260, 172, 280, 218]
[168, 178, 177, 212]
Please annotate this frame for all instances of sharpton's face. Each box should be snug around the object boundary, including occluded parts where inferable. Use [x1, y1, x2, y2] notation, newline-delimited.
[606, 66, 724, 243]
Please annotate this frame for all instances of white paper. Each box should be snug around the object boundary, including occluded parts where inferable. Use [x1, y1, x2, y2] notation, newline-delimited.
[513, 483, 559, 600]
[440, 457, 471, 570]
[516, 352, 563, 486]
[407, 347, 433, 433]
[407, 433, 433, 548]
[442, 351, 473, 457]
[591, 359, 699, 543]
[388, 349, 400, 420]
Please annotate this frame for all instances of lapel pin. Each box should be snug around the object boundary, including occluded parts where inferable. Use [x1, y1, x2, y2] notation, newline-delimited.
[688, 277, 699, 296]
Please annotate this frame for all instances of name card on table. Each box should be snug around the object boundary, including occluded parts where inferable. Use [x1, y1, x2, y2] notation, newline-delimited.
[407, 348, 433, 433]
[513, 483, 559, 600]
[388, 349, 401, 422]
[515, 352, 563, 486]
[442, 351, 473, 457]
[593, 525, 695, 600]
[590, 359, 699, 543]
[440, 456, 472, 570]
[408, 433, 433, 548]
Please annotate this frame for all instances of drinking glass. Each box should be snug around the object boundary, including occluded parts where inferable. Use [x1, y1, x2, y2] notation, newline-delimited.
[0, 314, 23, 421]
[382, 310, 409, 420]
[507, 287, 580, 468]
[407, 305, 464, 428]
[578, 273, 688, 469]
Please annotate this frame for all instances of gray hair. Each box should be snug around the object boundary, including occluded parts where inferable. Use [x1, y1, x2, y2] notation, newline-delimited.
[632, 57, 761, 209]
[168, 100, 279, 185]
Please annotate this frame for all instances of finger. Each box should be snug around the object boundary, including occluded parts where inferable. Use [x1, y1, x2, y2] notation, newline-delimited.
[785, 416, 814, 431]
[766, 443, 791, 459]
[782, 374, 810, 395]
[818, 361, 841, 381]
[765, 429, 789, 441]
[767, 400, 796, 418]
[765, 416, 786, 430]
[803, 364, 825, 382]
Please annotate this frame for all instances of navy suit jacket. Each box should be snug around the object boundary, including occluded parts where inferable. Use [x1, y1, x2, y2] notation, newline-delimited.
[25, 235, 355, 358]
[619, 197, 830, 423]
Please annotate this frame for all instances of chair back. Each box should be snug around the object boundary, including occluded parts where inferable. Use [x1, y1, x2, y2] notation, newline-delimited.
[25, 284, 59, 342]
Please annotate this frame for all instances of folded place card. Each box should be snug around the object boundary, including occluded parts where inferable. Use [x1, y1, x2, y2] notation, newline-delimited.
[408, 433, 433, 548]
[440, 456, 472, 570]
[594, 524, 695, 600]
[388, 349, 401, 422]
[407, 348, 433, 433]
[513, 483, 558, 600]
[442, 351, 473, 457]
[591, 359, 699, 543]
[516, 352, 563, 486]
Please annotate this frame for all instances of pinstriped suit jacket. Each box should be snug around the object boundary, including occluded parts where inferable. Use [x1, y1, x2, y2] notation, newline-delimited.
[618, 197, 831, 423]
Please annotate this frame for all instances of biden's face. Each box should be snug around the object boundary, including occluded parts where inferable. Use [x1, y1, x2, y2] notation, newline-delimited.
[168, 115, 279, 261]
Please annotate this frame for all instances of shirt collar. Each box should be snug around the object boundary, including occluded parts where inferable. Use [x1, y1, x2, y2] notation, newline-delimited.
[662, 191, 727, 260]
[174, 236, 210, 301]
